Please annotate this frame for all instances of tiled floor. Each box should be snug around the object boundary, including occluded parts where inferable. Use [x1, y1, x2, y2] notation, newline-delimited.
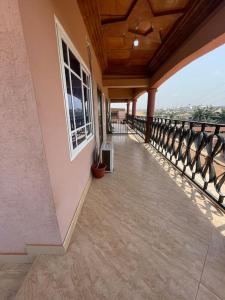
[0, 263, 31, 299]
[14, 134, 225, 299]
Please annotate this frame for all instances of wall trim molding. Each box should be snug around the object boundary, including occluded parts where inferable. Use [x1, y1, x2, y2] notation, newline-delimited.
[26, 244, 65, 257]
[0, 176, 92, 263]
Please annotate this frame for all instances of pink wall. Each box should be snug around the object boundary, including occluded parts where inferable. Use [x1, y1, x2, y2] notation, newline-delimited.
[18, 0, 103, 241]
[0, 0, 61, 252]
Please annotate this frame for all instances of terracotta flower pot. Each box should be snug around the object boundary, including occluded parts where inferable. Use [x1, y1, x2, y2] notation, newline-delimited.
[91, 163, 106, 178]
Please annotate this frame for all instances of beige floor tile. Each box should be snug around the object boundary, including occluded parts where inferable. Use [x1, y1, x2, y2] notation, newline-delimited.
[196, 284, 221, 300]
[201, 230, 225, 300]
[16, 135, 225, 300]
[0, 263, 31, 300]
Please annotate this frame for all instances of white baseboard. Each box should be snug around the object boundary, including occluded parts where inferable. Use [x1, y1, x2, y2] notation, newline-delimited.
[0, 176, 92, 263]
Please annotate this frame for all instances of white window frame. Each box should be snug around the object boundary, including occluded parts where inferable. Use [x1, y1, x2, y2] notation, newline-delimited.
[55, 17, 94, 161]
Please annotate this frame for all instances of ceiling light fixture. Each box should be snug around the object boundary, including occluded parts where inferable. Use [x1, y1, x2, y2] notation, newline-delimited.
[133, 38, 139, 47]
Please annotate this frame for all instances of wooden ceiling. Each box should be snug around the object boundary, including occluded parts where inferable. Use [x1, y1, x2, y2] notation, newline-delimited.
[78, 0, 223, 77]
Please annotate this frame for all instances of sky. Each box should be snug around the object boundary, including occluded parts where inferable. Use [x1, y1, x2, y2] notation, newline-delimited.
[111, 43, 225, 110]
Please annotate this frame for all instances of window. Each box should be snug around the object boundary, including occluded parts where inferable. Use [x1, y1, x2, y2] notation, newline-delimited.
[56, 21, 94, 160]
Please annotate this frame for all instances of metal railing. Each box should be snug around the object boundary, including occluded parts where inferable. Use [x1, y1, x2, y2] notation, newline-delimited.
[110, 117, 135, 134]
[128, 115, 225, 208]
[127, 115, 146, 138]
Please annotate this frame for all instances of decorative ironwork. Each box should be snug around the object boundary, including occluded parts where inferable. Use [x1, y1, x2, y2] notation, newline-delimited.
[127, 115, 146, 138]
[131, 115, 225, 208]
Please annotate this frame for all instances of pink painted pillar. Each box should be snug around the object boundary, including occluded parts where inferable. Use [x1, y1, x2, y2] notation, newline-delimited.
[145, 88, 157, 143]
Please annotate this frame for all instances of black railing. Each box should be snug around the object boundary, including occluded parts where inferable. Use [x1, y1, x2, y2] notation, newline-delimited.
[128, 115, 225, 208]
[127, 115, 146, 138]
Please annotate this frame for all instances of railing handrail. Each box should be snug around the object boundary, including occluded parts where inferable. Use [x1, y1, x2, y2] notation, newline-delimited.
[127, 114, 225, 127]
[153, 116, 225, 128]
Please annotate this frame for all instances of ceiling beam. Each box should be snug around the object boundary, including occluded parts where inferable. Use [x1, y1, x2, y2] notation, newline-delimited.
[151, 8, 185, 17]
[110, 99, 129, 103]
[108, 88, 133, 99]
[103, 77, 150, 88]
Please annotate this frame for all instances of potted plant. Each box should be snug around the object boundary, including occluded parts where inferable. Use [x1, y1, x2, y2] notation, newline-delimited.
[91, 146, 106, 178]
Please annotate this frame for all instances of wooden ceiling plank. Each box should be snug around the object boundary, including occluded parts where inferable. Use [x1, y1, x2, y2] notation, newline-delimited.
[78, 0, 108, 71]
[101, 0, 138, 25]
[149, 0, 189, 13]
[78, 0, 223, 77]
[147, 0, 186, 17]
[148, 0, 224, 74]
[128, 27, 153, 36]
[152, 8, 186, 17]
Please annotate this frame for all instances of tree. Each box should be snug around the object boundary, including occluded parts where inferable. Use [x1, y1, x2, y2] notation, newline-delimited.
[192, 107, 205, 121]
[218, 108, 225, 124]
[169, 111, 176, 119]
[204, 106, 216, 121]
[191, 106, 216, 122]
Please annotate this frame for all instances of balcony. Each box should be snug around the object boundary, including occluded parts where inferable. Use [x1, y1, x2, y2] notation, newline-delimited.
[1, 0, 225, 298]
[9, 132, 224, 299]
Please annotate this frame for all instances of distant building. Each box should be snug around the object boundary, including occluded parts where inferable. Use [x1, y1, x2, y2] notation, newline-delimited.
[111, 108, 126, 120]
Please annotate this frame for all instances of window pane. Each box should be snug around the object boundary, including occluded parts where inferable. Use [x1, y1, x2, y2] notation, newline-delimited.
[62, 40, 68, 65]
[82, 70, 87, 85]
[86, 124, 92, 136]
[71, 73, 85, 128]
[83, 85, 89, 123]
[59, 36, 94, 158]
[72, 132, 77, 149]
[64, 68, 75, 131]
[84, 86, 92, 124]
[76, 127, 86, 145]
[69, 49, 80, 76]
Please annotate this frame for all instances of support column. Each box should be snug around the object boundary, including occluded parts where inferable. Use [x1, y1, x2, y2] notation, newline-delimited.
[127, 101, 130, 115]
[132, 98, 137, 117]
[106, 99, 111, 134]
[145, 88, 157, 143]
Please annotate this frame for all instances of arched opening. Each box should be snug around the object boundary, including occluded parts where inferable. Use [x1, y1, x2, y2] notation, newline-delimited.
[136, 92, 148, 117]
[136, 35, 225, 122]
[155, 42, 225, 122]
[151, 32, 225, 89]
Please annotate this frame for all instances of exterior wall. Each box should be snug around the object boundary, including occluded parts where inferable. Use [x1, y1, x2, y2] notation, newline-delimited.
[118, 110, 126, 120]
[0, 0, 61, 252]
[111, 109, 126, 120]
[18, 0, 103, 241]
[149, 1, 225, 88]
